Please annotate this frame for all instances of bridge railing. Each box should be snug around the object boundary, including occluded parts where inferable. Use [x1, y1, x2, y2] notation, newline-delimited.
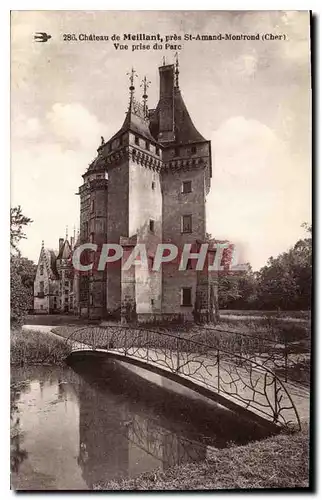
[194, 326, 310, 385]
[66, 325, 301, 430]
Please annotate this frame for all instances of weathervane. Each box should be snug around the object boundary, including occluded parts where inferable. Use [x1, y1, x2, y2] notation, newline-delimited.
[126, 67, 138, 102]
[140, 76, 151, 119]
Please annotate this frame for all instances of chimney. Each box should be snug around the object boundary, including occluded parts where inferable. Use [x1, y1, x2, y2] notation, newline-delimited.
[158, 64, 175, 143]
[59, 238, 64, 250]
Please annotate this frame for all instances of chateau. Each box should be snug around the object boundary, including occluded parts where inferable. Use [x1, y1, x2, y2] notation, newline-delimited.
[33, 234, 78, 314]
[34, 59, 217, 323]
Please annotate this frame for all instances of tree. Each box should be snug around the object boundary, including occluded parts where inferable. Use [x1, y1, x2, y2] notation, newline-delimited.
[10, 205, 33, 254]
[10, 206, 34, 325]
[11, 261, 31, 325]
[256, 223, 312, 310]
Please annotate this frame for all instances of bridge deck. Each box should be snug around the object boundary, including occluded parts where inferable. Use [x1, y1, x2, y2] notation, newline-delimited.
[69, 340, 308, 429]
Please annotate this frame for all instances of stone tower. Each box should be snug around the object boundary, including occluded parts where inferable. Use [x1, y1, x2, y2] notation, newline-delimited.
[149, 60, 212, 322]
[77, 59, 213, 323]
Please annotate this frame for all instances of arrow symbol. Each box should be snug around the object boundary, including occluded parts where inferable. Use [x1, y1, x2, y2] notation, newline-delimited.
[34, 32, 52, 43]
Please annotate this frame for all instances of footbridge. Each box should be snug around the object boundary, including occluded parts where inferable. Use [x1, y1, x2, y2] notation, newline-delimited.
[66, 326, 301, 431]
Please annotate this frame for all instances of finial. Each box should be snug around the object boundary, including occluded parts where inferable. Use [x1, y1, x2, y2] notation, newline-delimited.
[162, 56, 166, 66]
[175, 52, 179, 88]
[65, 225, 68, 240]
[100, 136, 104, 146]
[140, 76, 151, 119]
[126, 67, 138, 103]
[73, 225, 76, 239]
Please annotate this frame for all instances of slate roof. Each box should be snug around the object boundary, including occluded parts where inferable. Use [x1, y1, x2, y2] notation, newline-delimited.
[42, 248, 59, 279]
[149, 88, 206, 145]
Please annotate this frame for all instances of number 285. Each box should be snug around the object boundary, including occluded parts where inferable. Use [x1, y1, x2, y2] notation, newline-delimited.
[63, 34, 77, 41]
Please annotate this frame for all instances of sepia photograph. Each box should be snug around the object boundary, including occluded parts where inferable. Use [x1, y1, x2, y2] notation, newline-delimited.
[10, 10, 312, 491]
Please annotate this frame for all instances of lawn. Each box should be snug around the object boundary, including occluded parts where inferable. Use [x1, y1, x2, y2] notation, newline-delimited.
[94, 424, 310, 490]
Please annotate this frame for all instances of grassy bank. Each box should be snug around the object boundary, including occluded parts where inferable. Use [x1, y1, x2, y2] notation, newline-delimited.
[11, 329, 71, 366]
[94, 425, 310, 490]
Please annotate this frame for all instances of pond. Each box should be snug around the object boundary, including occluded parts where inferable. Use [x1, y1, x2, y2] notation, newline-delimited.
[11, 357, 269, 490]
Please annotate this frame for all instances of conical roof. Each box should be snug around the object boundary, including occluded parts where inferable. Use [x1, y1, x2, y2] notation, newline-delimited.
[149, 83, 206, 145]
[110, 97, 156, 143]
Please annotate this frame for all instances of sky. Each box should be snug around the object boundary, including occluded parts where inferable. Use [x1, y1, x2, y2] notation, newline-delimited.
[11, 10, 311, 270]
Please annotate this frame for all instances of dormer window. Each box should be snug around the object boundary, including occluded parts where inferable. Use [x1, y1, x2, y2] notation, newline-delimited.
[40, 264, 44, 276]
[149, 219, 155, 233]
[174, 147, 180, 157]
[135, 136, 139, 146]
[191, 145, 197, 154]
[145, 141, 150, 151]
[152, 181, 156, 190]
[156, 147, 160, 156]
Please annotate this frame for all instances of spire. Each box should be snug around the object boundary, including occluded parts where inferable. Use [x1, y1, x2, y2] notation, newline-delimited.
[140, 76, 151, 119]
[175, 52, 179, 89]
[126, 67, 138, 108]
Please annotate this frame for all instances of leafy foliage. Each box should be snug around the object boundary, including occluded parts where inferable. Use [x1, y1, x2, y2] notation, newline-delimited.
[10, 205, 32, 254]
[217, 224, 312, 311]
[10, 206, 35, 325]
[10, 260, 32, 325]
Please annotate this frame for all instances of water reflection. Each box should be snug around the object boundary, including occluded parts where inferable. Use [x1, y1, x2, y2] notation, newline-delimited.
[11, 381, 30, 474]
[11, 360, 270, 490]
[75, 362, 208, 486]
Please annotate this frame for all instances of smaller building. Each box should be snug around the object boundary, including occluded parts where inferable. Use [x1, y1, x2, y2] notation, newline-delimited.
[33, 235, 78, 314]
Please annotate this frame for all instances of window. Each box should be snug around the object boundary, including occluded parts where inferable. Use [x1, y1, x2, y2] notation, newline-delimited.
[182, 181, 192, 194]
[90, 294, 93, 306]
[174, 147, 180, 157]
[91, 200, 95, 213]
[151, 299, 154, 306]
[40, 264, 44, 276]
[191, 145, 197, 154]
[90, 232, 95, 243]
[155, 147, 160, 156]
[40, 305, 43, 310]
[181, 288, 192, 306]
[182, 215, 192, 233]
[135, 136, 139, 146]
[145, 141, 150, 151]
[149, 219, 155, 233]
[39, 281, 44, 293]
[152, 181, 156, 190]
